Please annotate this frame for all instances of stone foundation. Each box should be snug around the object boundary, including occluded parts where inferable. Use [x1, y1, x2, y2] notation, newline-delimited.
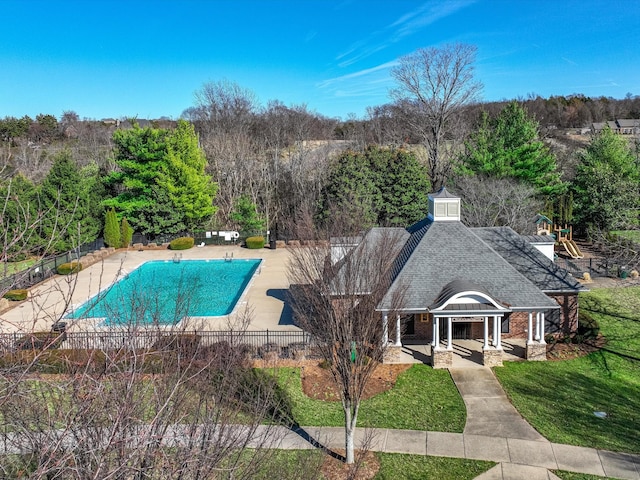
[526, 342, 547, 361]
[483, 348, 503, 367]
[383, 345, 403, 363]
[431, 348, 453, 369]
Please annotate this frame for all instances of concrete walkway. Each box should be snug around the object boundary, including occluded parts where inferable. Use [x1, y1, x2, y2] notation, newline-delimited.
[266, 425, 640, 479]
[449, 368, 544, 441]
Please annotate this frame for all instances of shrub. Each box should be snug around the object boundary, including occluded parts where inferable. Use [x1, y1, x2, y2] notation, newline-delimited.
[103, 208, 121, 248]
[15, 331, 66, 351]
[120, 217, 133, 248]
[57, 261, 82, 275]
[4, 289, 28, 301]
[169, 237, 194, 250]
[245, 236, 266, 249]
[578, 310, 600, 339]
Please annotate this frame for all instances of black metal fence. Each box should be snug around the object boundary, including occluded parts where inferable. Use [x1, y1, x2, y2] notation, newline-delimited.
[555, 256, 631, 279]
[0, 238, 106, 293]
[0, 330, 318, 359]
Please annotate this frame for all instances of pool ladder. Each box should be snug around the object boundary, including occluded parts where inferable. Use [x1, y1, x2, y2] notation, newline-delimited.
[224, 252, 233, 262]
[173, 253, 182, 263]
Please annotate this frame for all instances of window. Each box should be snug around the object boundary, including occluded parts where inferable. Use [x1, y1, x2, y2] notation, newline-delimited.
[501, 316, 509, 334]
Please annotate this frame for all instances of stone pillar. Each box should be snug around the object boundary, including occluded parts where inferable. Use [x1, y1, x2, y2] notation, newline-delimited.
[383, 344, 403, 363]
[395, 314, 402, 347]
[431, 348, 453, 369]
[447, 317, 453, 351]
[526, 342, 547, 361]
[483, 348, 503, 367]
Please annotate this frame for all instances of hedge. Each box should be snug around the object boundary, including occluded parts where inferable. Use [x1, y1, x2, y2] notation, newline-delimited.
[4, 289, 28, 301]
[169, 237, 195, 250]
[57, 261, 82, 275]
[245, 236, 266, 249]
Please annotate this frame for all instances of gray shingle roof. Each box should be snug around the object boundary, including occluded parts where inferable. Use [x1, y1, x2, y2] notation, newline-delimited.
[379, 220, 559, 311]
[471, 227, 584, 293]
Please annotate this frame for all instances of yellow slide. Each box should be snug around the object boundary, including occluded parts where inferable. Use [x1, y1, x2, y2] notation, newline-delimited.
[562, 239, 584, 259]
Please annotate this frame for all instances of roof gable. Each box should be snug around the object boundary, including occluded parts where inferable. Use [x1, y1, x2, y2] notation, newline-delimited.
[379, 221, 559, 311]
[471, 227, 584, 293]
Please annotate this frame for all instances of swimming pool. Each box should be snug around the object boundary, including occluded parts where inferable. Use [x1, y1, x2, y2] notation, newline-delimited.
[67, 259, 262, 326]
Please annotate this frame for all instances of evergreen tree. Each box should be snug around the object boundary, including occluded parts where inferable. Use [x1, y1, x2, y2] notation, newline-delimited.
[459, 102, 564, 196]
[318, 146, 430, 230]
[104, 121, 217, 236]
[572, 126, 640, 233]
[120, 217, 133, 247]
[230, 195, 265, 236]
[103, 208, 121, 248]
[39, 151, 99, 252]
[157, 120, 217, 230]
[0, 174, 39, 259]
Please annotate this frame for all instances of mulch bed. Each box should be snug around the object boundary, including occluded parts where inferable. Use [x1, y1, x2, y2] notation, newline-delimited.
[546, 335, 606, 361]
[321, 450, 380, 480]
[301, 363, 411, 401]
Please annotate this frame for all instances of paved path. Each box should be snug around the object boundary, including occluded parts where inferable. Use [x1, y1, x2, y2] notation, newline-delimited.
[266, 425, 640, 479]
[449, 368, 545, 441]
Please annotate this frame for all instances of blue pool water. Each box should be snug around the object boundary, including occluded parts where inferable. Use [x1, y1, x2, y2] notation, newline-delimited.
[68, 259, 261, 326]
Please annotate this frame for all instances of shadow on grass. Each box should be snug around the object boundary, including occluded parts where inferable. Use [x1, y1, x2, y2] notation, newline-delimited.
[495, 353, 640, 453]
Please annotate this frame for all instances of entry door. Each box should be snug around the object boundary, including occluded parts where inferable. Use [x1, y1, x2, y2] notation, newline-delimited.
[440, 323, 471, 340]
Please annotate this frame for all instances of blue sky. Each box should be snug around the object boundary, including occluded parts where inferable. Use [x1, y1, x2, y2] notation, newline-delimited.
[1, 0, 639, 121]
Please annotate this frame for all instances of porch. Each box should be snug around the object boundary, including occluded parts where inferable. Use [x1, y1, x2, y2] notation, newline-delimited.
[389, 339, 529, 368]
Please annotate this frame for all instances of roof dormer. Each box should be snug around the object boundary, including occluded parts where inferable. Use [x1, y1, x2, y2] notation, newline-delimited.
[428, 187, 460, 222]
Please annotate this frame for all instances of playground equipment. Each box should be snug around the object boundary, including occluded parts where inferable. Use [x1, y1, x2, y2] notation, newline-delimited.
[534, 214, 583, 259]
[554, 224, 584, 259]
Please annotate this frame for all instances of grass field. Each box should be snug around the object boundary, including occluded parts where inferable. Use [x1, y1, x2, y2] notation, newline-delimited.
[610, 230, 640, 243]
[494, 287, 640, 453]
[274, 364, 466, 432]
[0, 258, 36, 278]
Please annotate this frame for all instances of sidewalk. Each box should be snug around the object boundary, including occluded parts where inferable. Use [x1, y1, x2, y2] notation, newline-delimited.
[266, 425, 640, 479]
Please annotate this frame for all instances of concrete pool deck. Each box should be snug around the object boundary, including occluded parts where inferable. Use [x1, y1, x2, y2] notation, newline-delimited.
[0, 245, 300, 334]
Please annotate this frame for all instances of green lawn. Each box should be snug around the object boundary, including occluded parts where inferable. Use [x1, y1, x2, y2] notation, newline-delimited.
[0, 258, 36, 278]
[553, 472, 613, 480]
[274, 364, 466, 432]
[610, 230, 640, 243]
[374, 454, 494, 480]
[494, 287, 640, 453]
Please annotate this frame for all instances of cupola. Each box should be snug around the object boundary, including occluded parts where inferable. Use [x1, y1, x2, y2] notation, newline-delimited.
[428, 187, 460, 222]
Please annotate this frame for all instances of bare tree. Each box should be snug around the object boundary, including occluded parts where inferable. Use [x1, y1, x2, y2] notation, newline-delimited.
[451, 174, 542, 234]
[391, 43, 482, 190]
[288, 226, 406, 465]
[0, 277, 301, 478]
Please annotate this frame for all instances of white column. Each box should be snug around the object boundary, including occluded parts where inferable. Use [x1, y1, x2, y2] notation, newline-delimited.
[382, 313, 389, 345]
[527, 312, 534, 345]
[483, 316, 489, 349]
[447, 317, 453, 351]
[492, 316, 498, 346]
[431, 317, 437, 347]
[535, 312, 541, 341]
[495, 316, 502, 350]
[539, 312, 546, 344]
[395, 314, 402, 347]
[434, 317, 440, 349]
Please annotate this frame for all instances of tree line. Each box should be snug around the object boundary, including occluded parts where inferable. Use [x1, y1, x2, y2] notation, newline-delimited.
[1, 43, 639, 259]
